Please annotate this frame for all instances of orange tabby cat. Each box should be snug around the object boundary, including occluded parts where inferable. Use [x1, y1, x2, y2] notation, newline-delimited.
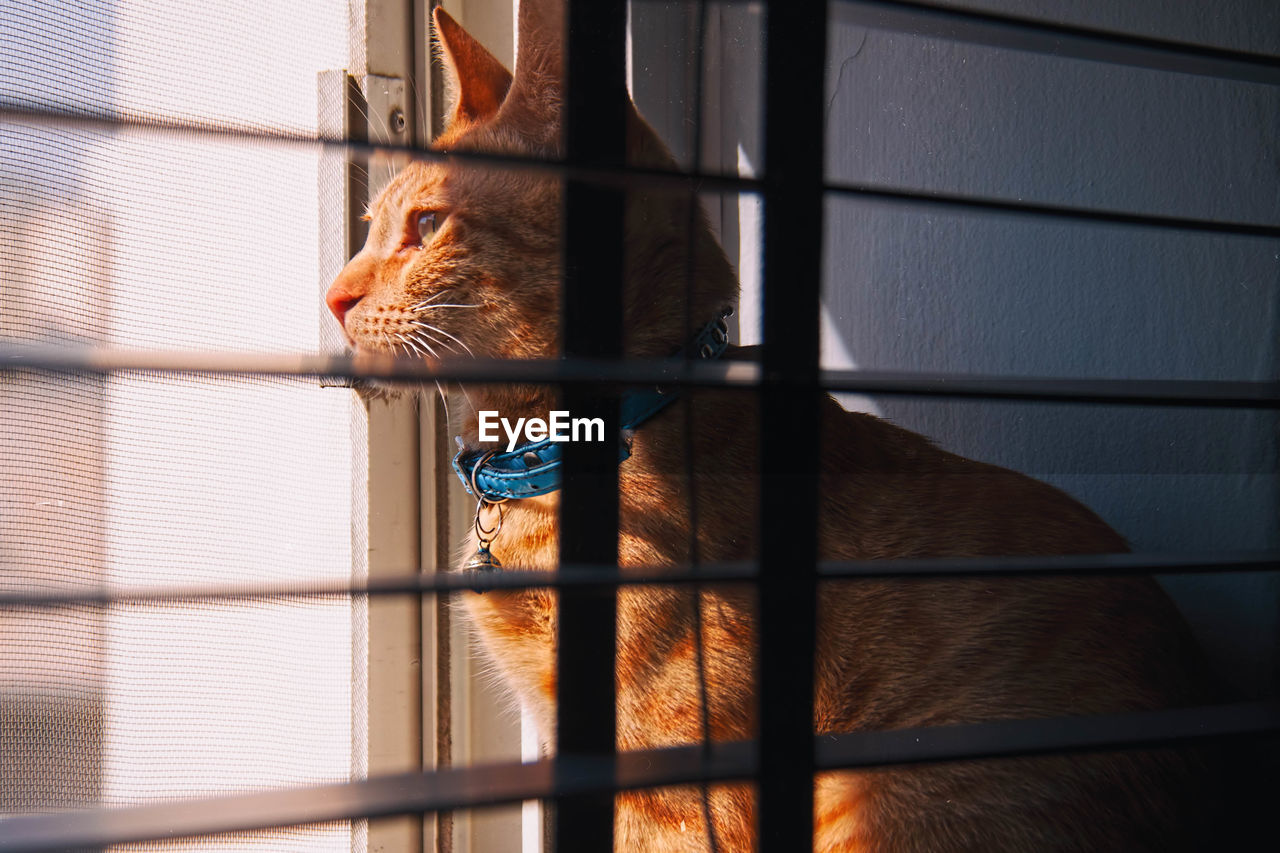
[325, 1, 1215, 850]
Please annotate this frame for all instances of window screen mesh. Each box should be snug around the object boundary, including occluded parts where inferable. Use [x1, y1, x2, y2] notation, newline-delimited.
[1, 2, 363, 850]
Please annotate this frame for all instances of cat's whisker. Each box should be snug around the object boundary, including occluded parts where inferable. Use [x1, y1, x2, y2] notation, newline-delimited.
[434, 379, 450, 422]
[454, 381, 475, 413]
[350, 99, 393, 148]
[405, 331, 449, 415]
[422, 336, 456, 357]
[416, 303, 482, 310]
[409, 325, 453, 354]
[402, 329, 458, 421]
[405, 329, 440, 360]
[416, 337, 477, 409]
[378, 329, 400, 358]
[412, 321, 474, 358]
[405, 338, 429, 359]
[410, 327, 476, 412]
[376, 330, 458, 419]
[394, 333, 431, 371]
[342, 105, 381, 181]
[409, 291, 451, 311]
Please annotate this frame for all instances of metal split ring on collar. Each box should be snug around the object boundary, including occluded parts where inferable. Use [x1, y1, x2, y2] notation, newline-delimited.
[470, 450, 509, 506]
[470, 450, 508, 548]
[474, 498, 503, 543]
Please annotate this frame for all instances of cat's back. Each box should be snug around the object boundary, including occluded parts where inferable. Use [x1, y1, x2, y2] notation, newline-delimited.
[816, 398, 1127, 559]
[808, 398, 1216, 852]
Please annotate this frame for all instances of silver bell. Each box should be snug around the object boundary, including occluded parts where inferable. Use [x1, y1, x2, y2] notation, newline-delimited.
[465, 545, 502, 571]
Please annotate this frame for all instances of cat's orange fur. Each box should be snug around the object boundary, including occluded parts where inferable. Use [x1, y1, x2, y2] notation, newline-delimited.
[326, 2, 1215, 850]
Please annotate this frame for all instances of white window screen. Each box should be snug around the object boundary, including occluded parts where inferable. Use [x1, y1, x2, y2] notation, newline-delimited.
[1, 2, 364, 850]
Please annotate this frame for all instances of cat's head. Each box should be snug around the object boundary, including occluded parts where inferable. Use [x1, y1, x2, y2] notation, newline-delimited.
[325, 0, 736, 370]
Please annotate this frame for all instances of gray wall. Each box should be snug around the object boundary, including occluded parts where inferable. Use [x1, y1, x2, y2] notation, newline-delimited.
[821, 1, 1279, 696]
[632, 0, 1279, 698]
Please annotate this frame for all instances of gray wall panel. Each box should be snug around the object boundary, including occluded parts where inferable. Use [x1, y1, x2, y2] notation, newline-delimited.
[822, 3, 1279, 696]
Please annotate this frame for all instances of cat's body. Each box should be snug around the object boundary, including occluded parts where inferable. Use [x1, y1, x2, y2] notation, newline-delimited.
[465, 386, 1211, 852]
[326, 2, 1215, 850]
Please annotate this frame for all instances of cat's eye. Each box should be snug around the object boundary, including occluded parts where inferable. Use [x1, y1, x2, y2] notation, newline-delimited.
[415, 211, 437, 245]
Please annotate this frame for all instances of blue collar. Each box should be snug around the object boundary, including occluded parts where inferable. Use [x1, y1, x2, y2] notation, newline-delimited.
[452, 311, 732, 502]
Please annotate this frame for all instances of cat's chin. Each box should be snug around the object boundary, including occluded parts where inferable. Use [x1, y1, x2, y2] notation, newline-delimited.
[344, 345, 441, 402]
[349, 343, 439, 369]
[351, 379, 423, 403]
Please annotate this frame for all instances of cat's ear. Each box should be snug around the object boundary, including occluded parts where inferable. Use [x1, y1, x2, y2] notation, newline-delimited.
[512, 0, 564, 87]
[434, 7, 513, 126]
[497, 0, 565, 136]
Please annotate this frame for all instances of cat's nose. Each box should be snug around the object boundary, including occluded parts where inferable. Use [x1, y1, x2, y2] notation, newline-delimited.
[325, 262, 371, 328]
[325, 285, 362, 327]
